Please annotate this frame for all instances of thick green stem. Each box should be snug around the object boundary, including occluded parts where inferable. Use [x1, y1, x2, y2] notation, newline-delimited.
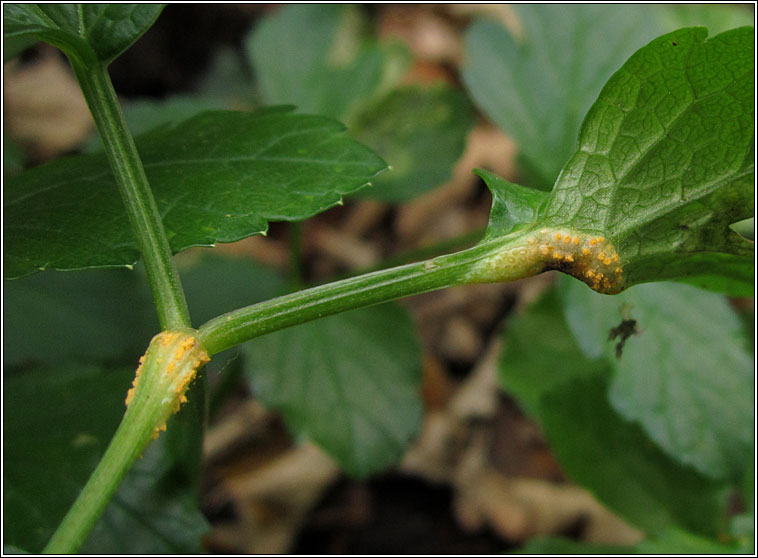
[70, 61, 190, 330]
[42, 330, 209, 554]
[198, 230, 537, 355]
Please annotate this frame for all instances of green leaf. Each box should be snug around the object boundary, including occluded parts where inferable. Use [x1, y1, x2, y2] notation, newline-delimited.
[4, 108, 386, 278]
[242, 303, 423, 478]
[636, 526, 744, 554]
[498, 287, 607, 418]
[540, 26, 754, 291]
[247, 4, 388, 120]
[195, 46, 255, 105]
[79, 433, 208, 554]
[462, 4, 660, 189]
[3, 269, 157, 368]
[728, 513, 755, 553]
[476, 168, 549, 240]
[540, 375, 727, 536]
[741, 454, 754, 511]
[657, 4, 754, 35]
[561, 277, 754, 481]
[2, 252, 289, 368]
[4, 364, 130, 552]
[247, 4, 471, 202]
[513, 536, 634, 555]
[84, 95, 229, 152]
[3, 362, 207, 553]
[3, 33, 38, 62]
[178, 251, 289, 327]
[352, 85, 476, 202]
[3, 4, 164, 66]
[498, 289, 728, 536]
[3, 133, 27, 178]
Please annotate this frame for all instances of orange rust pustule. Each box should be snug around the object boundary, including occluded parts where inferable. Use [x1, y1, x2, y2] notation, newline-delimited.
[124, 354, 146, 406]
[533, 229, 624, 294]
[125, 330, 210, 411]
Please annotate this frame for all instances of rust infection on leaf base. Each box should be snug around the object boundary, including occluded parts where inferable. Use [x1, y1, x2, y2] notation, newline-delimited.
[124, 354, 145, 407]
[124, 330, 210, 440]
[475, 228, 624, 294]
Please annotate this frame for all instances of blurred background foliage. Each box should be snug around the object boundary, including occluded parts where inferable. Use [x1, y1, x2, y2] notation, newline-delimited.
[3, 4, 754, 554]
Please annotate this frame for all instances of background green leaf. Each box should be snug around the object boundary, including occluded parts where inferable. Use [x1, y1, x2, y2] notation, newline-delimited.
[513, 536, 633, 555]
[560, 278, 754, 481]
[246, 3, 473, 202]
[4, 364, 131, 552]
[79, 431, 209, 554]
[3, 363, 207, 553]
[3, 270, 157, 368]
[498, 287, 607, 418]
[499, 287, 728, 537]
[242, 303, 423, 478]
[4, 108, 386, 278]
[3, 134, 27, 177]
[246, 5, 377, 120]
[2, 253, 294, 553]
[352, 86, 475, 202]
[635, 526, 744, 554]
[540, 375, 726, 536]
[540, 26, 754, 292]
[462, 4, 660, 190]
[657, 4, 754, 35]
[2, 4, 164, 65]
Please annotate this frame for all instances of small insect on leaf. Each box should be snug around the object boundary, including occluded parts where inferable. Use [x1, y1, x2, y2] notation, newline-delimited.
[608, 318, 639, 358]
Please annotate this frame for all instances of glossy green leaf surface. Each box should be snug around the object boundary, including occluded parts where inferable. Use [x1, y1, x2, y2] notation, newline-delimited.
[352, 86, 475, 202]
[462, 4, 660, 189]
[4, 108, 386, 278]
[243, 303, 423, 478]
[499, 288, 727, 537]
[84, 95, 229, 152]
[476, 168, 549, 241]
[540, 26, 754, 290]
[561, 277, 754, 481]
[2, 4, 164, 65]
[3, 363, 207, 553]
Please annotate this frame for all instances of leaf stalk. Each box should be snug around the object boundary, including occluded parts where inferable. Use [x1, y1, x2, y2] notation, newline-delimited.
[70, 61, 191, 330]
[197, 229, 538, 355]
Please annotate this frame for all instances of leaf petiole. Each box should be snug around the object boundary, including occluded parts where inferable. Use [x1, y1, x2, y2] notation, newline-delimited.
[70, 60, 191, 330]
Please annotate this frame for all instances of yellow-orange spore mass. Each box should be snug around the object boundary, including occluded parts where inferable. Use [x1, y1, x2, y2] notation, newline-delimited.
[477, 228, 624, 294]
[531, 230, 623, 293]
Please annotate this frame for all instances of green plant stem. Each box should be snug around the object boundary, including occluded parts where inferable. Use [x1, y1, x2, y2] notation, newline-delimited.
[70, 60, 190, 330]
[198, 230, 534, 355]
[43, 330, 209, 554]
